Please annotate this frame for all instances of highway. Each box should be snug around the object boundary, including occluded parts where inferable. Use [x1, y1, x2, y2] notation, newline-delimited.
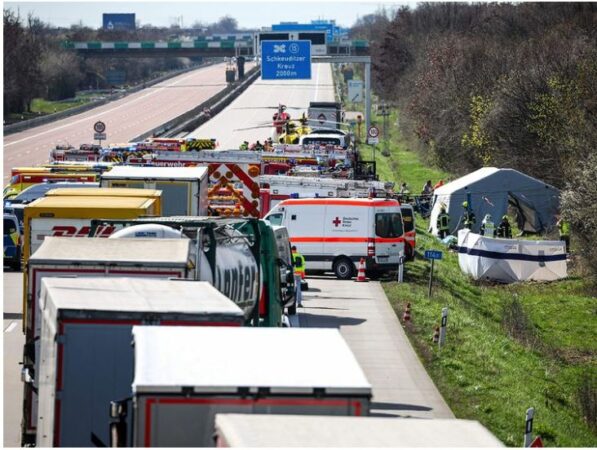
[188, 62, 336, 148]
[3, 62, 236, 183]
[3, 62, 454, 447]
[3, 271, 24, 447]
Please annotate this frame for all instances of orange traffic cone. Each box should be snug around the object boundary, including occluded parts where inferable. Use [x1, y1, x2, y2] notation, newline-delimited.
[432, 326, 440, 343]
[355, 258, 368, 282]
[403, 302, 411, 322]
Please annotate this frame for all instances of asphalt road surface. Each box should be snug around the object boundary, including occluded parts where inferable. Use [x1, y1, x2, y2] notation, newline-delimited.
[298, 277, 454, 419]
[3, 62, 243, 184]
[188, 62, 336, 149]
[3, 271, 24, 447]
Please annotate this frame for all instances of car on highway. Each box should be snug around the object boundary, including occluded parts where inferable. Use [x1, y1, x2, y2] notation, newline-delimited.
[3, 204, 25, 233]
[4, 213, 22, 270]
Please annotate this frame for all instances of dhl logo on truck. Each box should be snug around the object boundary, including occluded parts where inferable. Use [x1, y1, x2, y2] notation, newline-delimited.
[50, 225, 115, 237]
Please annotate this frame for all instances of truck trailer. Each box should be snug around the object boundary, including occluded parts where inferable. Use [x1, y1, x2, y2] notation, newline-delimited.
[35, 277, 244, 447]
[214, 414, 504, 447]
[43, 187, 163, 216]
[21, 237, 192, 445]
[89, 216, 294, 327]
[116, 326, 372, 447]
[99, 166, 208, 216]
[22, 195, 159, 263]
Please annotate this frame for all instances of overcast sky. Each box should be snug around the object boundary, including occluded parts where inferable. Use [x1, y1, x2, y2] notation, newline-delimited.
[4, 1, 416, 29]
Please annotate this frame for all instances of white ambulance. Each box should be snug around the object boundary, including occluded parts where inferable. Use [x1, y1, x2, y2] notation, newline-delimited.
[265, 198, 405, 279]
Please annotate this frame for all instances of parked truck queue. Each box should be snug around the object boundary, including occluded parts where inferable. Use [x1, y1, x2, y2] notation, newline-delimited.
[2, 102, 494, 448]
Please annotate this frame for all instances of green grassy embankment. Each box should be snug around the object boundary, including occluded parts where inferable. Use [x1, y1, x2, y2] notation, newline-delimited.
[5, 94, 96, 124]
[359, 109, 597, 447]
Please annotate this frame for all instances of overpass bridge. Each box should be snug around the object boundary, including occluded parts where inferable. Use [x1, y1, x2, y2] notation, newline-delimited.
[63, 39, 369, 58]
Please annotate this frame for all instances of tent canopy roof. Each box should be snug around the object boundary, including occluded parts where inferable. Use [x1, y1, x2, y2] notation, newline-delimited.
[434, 167, 558, 197]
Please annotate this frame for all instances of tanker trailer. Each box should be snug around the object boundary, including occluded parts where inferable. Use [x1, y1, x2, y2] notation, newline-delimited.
[91, 217, 292, 327]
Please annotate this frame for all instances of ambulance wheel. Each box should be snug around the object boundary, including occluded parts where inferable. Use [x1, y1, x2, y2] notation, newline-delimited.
[333, 257, 355, 280]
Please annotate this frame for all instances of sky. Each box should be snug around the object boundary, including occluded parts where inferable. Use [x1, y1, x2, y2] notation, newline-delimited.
[4, 0, 415, 29]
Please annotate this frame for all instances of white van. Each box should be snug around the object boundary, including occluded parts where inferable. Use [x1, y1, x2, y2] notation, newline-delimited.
[265, 198, 405, 279]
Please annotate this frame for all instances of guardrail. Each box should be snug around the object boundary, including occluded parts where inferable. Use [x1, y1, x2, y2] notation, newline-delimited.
[131, 65, 261, 141]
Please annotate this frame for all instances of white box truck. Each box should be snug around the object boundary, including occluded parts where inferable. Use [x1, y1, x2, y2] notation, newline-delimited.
[265, 198, 405, 279]
[122, 326, 371, 447]
[100, 165, 208, 216]
[35, 277, 244, 448]
[214, 414, 504, 447]
[21, 237, 193, 445]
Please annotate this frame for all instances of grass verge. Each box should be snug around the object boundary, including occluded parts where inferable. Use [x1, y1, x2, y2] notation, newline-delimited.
[368, 109, 597, 447]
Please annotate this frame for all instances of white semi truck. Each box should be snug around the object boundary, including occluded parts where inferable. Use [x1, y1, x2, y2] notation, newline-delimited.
[35, 277, 244, 447]
[214, 414, 504, 447]
[21, 237, 192, 445]
[110, 326, 372, 447]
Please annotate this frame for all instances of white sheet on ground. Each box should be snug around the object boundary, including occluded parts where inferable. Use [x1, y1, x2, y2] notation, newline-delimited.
[457, 230, 567, 283]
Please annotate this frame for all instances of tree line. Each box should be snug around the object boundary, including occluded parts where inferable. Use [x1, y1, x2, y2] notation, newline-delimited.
[352, 2, 597, 282]
[3, 10, 240, 116]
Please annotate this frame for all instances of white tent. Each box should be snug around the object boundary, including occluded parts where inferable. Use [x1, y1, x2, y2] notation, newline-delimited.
[458, 230, 567, 283]
[429, 168, 560, 236]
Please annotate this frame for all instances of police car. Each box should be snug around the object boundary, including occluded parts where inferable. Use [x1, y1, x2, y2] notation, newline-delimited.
[4, 213, 22, 270]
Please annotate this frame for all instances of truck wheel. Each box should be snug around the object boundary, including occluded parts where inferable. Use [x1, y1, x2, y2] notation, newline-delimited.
[333, 257, 355, 280]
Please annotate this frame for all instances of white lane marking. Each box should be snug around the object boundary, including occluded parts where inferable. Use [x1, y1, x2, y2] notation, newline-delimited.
[5, 64, 224, 148]
[4, 321, 17, 333]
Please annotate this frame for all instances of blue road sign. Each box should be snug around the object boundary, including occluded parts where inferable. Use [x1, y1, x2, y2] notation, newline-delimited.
[261, 40, 311, 80]
[424, 250, 443, 260]
[103, 13, 136, 31]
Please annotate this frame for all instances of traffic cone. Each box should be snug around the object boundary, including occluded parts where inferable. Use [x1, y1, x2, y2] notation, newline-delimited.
[402, 302, 411, 322]
[355, 258, 368, 282]
[432, 326, 440, 343]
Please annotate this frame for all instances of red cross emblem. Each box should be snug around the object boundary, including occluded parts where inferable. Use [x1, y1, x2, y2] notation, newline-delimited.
[332, 217, 342, 227]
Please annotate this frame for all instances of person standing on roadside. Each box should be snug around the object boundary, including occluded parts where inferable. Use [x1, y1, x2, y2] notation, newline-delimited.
[291, 246, 305, 307]
[497, 215, 512, 238]
[462, 201, 476, 230]
[437, 205, 450, 239]
[556, 214, 571, 254]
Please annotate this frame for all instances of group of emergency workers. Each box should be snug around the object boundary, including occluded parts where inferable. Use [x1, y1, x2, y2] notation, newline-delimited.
[436, 201, 513, 239]
[436, 200, 570, 253]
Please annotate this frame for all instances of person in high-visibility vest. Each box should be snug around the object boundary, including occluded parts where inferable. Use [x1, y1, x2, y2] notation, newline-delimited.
[480, 214, 496, 237]
[557, 214, 570, 254]
[291, 245, 305, 307]
[462, 201, 476, 230]
[437, 205, 450, 239]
